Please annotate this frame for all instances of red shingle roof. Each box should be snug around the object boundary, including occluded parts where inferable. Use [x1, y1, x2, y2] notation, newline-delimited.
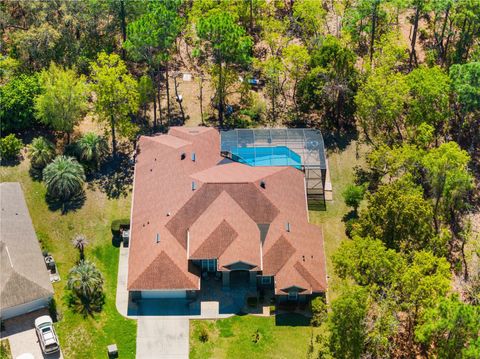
[127, 127, 327, 295]
[191, 220, 237, 259]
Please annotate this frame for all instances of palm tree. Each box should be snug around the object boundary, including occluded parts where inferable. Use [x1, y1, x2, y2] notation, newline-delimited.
[67, 260, 104, 299]
[43, 156, 86, 201]
[75, 132, 109, 170]
[72, 234, 88, 261]
[27, 137, 55, 169]
[67, 260, 104, 315]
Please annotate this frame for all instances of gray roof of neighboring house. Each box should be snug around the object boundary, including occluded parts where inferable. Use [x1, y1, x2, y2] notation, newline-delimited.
[0, 182, 54, 311]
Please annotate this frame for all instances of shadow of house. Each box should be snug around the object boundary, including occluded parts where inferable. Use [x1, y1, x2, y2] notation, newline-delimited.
[274, 313, 311, 327]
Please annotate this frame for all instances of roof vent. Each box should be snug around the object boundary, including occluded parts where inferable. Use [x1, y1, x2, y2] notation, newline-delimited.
[156, 233, 160, 243]
[260, 180, 266, 189]
[181, 153, 186, 160]
[166, 212, 171, 217]
[192, 181, 197, 191]
[191, 152, 196, 162]
[285, 222, 291, 232]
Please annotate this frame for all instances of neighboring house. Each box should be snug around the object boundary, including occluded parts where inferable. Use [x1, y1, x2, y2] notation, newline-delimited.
[128, 127, 327, 302]
[0, 182, 54, 320]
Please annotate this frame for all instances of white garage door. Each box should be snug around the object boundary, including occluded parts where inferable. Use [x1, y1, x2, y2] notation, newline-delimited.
[0, 297, 50, 319]
[141, 290, 186, 299]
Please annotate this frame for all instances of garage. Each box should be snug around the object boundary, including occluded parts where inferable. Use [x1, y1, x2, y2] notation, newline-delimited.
[141, 290, 187, 299]
[1, 297, 50, 320]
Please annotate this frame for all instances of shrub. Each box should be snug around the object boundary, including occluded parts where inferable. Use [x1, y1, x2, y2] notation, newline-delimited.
[345, 217, 359, 238]
[72, 132, 109, 171]
[311, 297, 328, 327]
[0, 134, 23, 162]
[199, 327, 209, 343]
[0, 73, 41, 133]
[111, 219, 130, 235]
[43, 156, 85, 201]
[67, 260, 104, 316]
[342, 184, 365, 213]
[27, 136, 55, 170]
[252, 329, 261, 344]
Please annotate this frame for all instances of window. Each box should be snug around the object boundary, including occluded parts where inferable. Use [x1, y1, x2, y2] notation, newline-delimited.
[201, 259, 217, 272]
[261, 276, 271, 285]
[288, 291, 298, 301]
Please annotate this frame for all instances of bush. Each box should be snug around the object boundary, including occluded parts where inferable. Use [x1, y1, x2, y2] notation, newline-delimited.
[0, 134, 23, 162]
[342, 184, 365, 213]
[252, 329, 261, 344]
[199, 327, 209, 343]
[0, 73, 41, 133]
[311, 297, 327, 327]
[111, 219, 130, 235]
[345, 217, 359, 238]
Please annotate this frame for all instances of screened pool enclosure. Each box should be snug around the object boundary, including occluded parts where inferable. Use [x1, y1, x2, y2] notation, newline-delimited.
[220, 129, 328, 202]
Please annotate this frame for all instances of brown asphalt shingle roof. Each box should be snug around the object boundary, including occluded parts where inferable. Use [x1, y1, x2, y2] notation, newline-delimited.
[128, 127, 327, 295]
[191, 220, 237, 259]
[1, 183, 54, 310]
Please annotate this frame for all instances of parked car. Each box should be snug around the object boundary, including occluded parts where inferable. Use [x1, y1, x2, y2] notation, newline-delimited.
[34, 315, 60, 354]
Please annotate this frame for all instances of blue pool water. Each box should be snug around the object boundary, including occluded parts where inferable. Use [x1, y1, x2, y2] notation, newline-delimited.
[230, 146, 302, 169]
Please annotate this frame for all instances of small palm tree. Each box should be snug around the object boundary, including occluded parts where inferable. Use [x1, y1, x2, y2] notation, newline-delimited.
[67, 260, 104, 299]
[67, 260, 104, 315]
[43, 156, 86, 201]
[72, 234, 88, 261]
[75, 132, 108, 170]
[27, 137, 55, 169]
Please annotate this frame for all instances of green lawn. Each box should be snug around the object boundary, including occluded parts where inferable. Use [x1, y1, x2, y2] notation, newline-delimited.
[0, 159, 136, 358]
[190, 140, 366, 358]
[0, 339, 12, 359]
[190, 314, 319, 359]
[309, 140, 367, 301]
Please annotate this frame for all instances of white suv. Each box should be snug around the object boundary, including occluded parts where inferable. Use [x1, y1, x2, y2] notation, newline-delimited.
[34, 316, 60, 354]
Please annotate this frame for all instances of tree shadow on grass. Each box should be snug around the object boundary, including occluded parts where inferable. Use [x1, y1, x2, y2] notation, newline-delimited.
[342, 210, 358, 223]
[322, 129, 358, 153]
[46, 191, 86, 214]
[88, 150, 134, 199]
[66, 291, 105, 318]
[0, 156, 22, 167]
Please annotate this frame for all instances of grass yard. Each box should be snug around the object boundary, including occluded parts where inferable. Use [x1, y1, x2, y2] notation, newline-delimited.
[309, 140, 367, 301]
[0, 339, 12, 359]
[190, 314, 319, 359]
[190, 140, 366, 358]
[0, 158, 136, 358]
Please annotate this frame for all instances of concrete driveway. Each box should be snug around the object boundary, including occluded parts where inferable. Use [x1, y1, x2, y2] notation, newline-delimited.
[136, 317, 189, 359]
[0, 310, 63, 359]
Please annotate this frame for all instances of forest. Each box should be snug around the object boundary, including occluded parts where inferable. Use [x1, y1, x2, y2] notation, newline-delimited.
[1, 0, 479, 358]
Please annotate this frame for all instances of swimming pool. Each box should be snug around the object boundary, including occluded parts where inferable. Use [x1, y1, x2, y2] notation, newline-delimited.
[229, 146, 302, 169]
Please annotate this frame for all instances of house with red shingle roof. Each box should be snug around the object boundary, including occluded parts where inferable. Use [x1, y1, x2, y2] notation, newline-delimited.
[127, 127, 327, 302]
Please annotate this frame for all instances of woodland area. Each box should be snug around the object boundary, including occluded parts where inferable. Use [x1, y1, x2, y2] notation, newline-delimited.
[0, 0, 479, 358]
